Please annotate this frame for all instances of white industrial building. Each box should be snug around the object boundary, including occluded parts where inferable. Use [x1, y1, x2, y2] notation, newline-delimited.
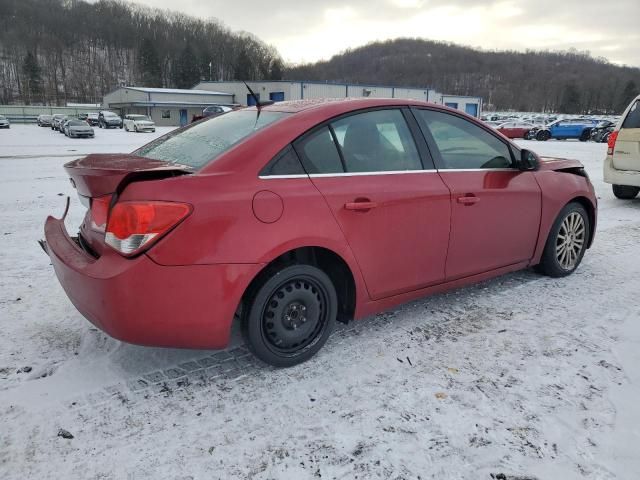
[102, 86, 234, 126]
[194, 80, 483, 118]
[102, 81, 483, 126]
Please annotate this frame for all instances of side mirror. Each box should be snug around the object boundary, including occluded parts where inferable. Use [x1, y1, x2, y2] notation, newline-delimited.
[519, 149, 539, 171]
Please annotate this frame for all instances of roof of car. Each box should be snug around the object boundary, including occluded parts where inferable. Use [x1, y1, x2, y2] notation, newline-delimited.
[260, 97, 431, 114]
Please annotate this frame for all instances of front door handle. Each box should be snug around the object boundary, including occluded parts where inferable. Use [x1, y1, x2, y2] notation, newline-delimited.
[345, 200, 378, 211]
[457, 195, 480, 206]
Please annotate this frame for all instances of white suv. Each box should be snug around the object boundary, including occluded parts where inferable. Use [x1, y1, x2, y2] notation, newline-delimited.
[604, 94, 640, 199]
[123, 114, 155, 133]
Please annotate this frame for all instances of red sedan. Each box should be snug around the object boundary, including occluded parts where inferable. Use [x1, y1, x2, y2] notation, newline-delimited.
[43, 99, 597, 367]
[495, 121, 536, 139]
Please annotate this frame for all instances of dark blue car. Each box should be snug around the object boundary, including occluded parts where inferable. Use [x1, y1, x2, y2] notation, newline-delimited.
[535, 119, 599, 141]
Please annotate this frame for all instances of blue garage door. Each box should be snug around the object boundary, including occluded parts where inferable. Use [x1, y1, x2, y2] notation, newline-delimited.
[445, 102, 459, 109]
[269, 91, 285, 102]
[465, 103, 478, 117]
[179, 109, 188, 127]
[247, 93, 260, 106]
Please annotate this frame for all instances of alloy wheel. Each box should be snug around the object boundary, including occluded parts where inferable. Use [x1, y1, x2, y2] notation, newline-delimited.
[555, 212, 585, 270]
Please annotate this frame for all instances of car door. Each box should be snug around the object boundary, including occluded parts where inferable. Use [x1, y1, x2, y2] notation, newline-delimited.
[293, 108, 451, 300]
[412, 108, 542, 280]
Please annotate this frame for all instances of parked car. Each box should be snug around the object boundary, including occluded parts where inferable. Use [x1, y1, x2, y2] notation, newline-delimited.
[589, 120, 616, 143]
[51, 114, 66, 131]
[86, 112, 99, 126]
[535, 119, 599, 141]
[42, 99, 597, 367]
[603, 94, 640, 199]
[59, 116, 76, 134]
[64, 120, 95, 138]
[0, 114, 9, 129]
[98, 111, 123, 129]
[496, 121, 536, 139]
[37, 114, 53, 127]
[123, 114, 155, 133]
[203, 105, 233, 118]
[78, 113, 88, 121]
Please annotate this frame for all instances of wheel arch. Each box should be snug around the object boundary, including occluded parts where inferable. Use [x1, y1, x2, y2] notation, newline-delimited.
[569, 196, 596, 248]
[241, 246, 358, 324]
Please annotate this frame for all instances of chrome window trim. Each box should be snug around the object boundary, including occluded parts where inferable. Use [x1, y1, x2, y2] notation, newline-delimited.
[259, 169, 438, 180]
[258, 168, 519, 179]
[438, 168, 517, 172]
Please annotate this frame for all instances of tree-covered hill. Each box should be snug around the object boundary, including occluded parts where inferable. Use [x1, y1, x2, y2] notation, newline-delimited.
[0, 0, 283, 105]
[287, 38, 640, 113]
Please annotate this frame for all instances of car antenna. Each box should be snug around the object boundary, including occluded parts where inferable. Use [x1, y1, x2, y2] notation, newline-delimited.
[243, 81, 274, 124]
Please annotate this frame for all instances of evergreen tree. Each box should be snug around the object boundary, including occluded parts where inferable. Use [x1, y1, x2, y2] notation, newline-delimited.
[174, 43, 201, 88]
[138, 38, 162, 87]
[617, 80, 638, 113]
[269, 58, 284, 80]
[234, 47, 253, 81]
[559, 83, 581, 113]
[21, 51, 42, 104]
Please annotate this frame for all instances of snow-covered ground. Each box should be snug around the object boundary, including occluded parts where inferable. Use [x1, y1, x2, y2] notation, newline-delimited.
[1, 125, 639, 479]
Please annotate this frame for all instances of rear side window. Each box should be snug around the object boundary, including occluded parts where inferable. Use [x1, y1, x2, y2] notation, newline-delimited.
[330, 109, 422, 173]
[415, 109, 513, 170]
[135, 110, 288, 169]
[260, 145, 306, 176]
[622, 101, 640, 129]
[295, 126, 344, 174]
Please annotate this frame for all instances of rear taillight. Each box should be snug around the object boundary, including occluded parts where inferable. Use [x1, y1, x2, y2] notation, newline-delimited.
[105, 201, 191, 256]
[607, 131, 619, 156]
[90, 195, 112, 232]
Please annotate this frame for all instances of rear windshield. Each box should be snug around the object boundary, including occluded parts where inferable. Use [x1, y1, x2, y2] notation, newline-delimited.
[134, 110, 289, 169]
[622, 101, 640, 129]
[68, 121, 87, 126]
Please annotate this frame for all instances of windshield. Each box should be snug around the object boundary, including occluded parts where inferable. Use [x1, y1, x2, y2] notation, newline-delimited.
[104, 112, 118, 117]
[68, 121, 87, 126]
[134, 110, 289, 169]
[130, 115, 149, 120]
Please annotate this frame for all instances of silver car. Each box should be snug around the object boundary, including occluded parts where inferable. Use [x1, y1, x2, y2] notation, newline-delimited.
[64, 120, 95, 138]
[123, 114, 156, 132]
[0, 115, 10, 129]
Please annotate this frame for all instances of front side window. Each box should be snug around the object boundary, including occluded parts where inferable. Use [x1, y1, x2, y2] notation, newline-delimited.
[331, 109, 422, 173]
[415, 109, 513, 169]
[135, 110, 289, 169]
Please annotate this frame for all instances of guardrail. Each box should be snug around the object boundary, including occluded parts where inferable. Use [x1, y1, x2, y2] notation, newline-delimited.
[0, 105, 101, 124]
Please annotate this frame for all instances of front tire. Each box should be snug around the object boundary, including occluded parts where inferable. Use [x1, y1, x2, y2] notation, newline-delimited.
[612, 185, 640, 199]
[535, 202, 590, 277]
[242, 264, 337, 367]
[536, 130, 550, 141]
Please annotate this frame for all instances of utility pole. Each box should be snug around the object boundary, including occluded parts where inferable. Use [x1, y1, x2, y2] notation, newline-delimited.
[209, 61, 212, 81]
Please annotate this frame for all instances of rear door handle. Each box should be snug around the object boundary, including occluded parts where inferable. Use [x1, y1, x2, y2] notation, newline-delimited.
[457, 195, 480, 206]
[345, 201, 378, 211]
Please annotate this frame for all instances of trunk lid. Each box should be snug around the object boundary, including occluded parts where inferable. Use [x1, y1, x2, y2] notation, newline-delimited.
[64, 154, 191, 257]
[64, 153, 191, 197]
[612, 128, 640, 172]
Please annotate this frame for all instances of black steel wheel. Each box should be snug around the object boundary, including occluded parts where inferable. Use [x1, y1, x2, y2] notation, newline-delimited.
[242, 264, 337, 367]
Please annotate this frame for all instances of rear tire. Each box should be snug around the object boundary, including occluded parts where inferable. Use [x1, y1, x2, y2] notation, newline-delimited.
[535, 202, 590, 278]
[242, 264, 337, 367]
[612, 185, 640, 199]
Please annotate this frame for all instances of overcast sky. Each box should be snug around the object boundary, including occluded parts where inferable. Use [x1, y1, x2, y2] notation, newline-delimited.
[125, 0, 640, 67]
